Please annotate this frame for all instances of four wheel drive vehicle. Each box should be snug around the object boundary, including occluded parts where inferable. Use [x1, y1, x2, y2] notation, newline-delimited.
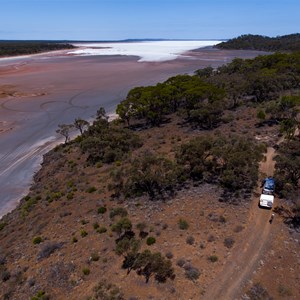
[262, 177, 275, 194]
[259, 177, 275, 208]
[260, 193, 274, 208]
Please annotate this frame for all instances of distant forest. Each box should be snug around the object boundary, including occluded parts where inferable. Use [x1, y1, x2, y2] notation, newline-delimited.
[216, 34, 300, 51]
[0, 41, 75, 57]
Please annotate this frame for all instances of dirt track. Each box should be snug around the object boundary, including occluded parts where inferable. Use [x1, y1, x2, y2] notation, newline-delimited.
[203, 147, 276, 299]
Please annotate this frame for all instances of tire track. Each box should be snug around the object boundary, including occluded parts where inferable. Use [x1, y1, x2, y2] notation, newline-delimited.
[203, 147, 276, 300]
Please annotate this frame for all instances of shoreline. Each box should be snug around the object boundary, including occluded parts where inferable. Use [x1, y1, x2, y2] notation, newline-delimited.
[0, 48, 270, 220]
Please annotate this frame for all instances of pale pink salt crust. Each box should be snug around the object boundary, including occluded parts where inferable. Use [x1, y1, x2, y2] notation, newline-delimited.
[0, 46, 269, 123]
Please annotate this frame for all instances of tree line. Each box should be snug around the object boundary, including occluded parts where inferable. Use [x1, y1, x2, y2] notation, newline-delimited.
[116, 51, 300, 128]
[0, 41, 75, 57]
[215, 33, 300, 51]
[202, 51, 300, 104]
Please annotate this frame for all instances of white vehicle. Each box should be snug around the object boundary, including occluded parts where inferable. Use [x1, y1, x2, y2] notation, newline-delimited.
[260, 194, 274, 208]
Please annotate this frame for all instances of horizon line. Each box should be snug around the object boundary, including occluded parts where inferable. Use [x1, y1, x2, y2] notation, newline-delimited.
[0, 38, 227, 43]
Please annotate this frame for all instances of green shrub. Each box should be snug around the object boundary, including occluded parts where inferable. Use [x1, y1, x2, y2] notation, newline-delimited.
[80, 230, 88, 237]
[0, 222, 7, 231]
[93, 222, 99, 229]
[82, 267, 90, 275]
[96, 162, 103, 168]
[92, 280, 124, 299]
[31, 290, 49, 300]
[208, 255, 218, 262]
[111, 218, 132, 236]
[86, 186, 97, 193]
[21, 196, 38, 216]
[66, 192, 74, 200]
[118, 152, 180, 199]
[146, 236, 156, 246]
[97, 227, 107, 234]
[90, 252, 99, 261]
[67, 180, 74, 188]
[97, 206, 107, 214]
[109, 207, 128, 219]
[47, 191, 64, 203]
[32, 236, 42, 245]
[178, 218, 189, 230]
[72, 236, 78, 243]
[257, 110, 266, 121]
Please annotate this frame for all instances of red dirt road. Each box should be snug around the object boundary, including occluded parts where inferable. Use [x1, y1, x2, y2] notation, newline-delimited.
[203, 147, 276, 299]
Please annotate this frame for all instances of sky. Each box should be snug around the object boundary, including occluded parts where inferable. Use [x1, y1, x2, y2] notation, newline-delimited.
[0, 0, 299, 40]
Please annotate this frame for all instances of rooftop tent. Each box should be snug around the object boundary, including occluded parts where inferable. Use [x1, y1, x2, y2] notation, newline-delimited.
[264, 177, 275, 190]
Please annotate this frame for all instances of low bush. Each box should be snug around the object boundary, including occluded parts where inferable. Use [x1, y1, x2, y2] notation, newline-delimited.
[178, 218, 189, 230]
[208, 255, 218, 262]
[246, 283, 272, 300]
[185, 267, 200, 281]
[186, 236, 195, 245]
[224, 237, 235, 248]
[97, 227, 107, 234]
[72, 236, 78, 243]
[81, 219, 88, 225]
[86, 186, 97, 193]
[146, 236, 156, 246]
[32, 236, 43, 245]
[80, 230, 88, 237]
[82, 267, 90, 275]
[97, 206, 107, 214]
[93, 222, 100, 229]
[37, 242, 63, 260]
[31, 290, 49, 300]
[92, 280, 124, 299]
[109, 207, 128, 219]
[90, 252, 100, 262]
[0, 222, 7, 231]
[176, 258, 186, 267]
